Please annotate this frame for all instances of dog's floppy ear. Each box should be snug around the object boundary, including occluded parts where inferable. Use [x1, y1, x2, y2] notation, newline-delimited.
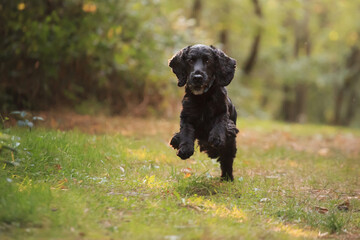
[169, 46, 190, 87]
[211, 46, 236, 86]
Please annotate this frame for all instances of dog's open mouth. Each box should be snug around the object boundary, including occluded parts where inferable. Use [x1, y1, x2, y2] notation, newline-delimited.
[190, 85, 205, 95]
[193, 85, 203, 91]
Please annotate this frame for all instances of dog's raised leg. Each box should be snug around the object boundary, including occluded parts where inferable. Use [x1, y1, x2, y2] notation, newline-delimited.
[170, 132, 181, 149]
[175, 121, 195, 160]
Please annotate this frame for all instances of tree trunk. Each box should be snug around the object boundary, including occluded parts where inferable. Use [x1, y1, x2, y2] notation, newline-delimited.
[281, 85, 295, 121]
[333, 87, 345, 125]
[218, 1, 230, 53]
[243, 33, 261, 75]
[294, 83, 307, 122]
[242, 0, 262, 76]
[343, 91, 357, 126]
[333, 47, 360, 125]
[190, 0, 202, 27]
[280, 2, 310, 123]
[219, 29, 229, 53]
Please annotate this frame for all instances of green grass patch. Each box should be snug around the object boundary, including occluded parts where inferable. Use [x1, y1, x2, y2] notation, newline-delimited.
[1, 123, 359, 239]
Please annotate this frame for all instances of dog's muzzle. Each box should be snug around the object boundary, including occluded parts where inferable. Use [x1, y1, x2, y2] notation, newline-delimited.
[192, 74, 204, 83]
[188, 73, 214, 95]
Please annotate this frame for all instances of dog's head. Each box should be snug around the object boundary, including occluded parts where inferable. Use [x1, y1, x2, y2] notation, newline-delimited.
[169, 44, 236, 95]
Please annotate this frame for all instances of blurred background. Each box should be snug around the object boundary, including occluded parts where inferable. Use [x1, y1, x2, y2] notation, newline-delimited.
[1, 0, 359, 127]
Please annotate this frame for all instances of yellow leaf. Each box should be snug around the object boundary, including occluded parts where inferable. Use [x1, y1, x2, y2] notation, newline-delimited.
[107, 29, 114, 39]
[132, 3, 141, 11]
[82, 3, 97, 13]
[329, 31, 339, 41]
[347, 32, 358, 46]
[18, 3, 25, 11]
[115, 26, 122, 35]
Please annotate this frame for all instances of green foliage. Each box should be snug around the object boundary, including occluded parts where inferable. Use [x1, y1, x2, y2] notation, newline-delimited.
[176, 174, 219, 196]
[0, 179, 52, 225]
[0, 129, 19, 166]
[321, 211, 351, 234]
[0, 0, 177, 114]
[10, 111, 44, 130]
[1, 0, 360, 124]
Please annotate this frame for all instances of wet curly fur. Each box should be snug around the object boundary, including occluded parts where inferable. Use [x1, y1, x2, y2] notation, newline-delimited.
[169, 44, 238, 181]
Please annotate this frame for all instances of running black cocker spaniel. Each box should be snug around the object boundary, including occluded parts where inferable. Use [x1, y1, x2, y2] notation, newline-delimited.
[169, 44, 238, 181]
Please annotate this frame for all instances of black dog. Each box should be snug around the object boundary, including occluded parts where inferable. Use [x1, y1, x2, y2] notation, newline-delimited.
[169, 44, 238, 181]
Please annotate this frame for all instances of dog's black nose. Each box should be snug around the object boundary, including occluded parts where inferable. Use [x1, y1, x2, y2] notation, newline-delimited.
[193, 74, 203, 83]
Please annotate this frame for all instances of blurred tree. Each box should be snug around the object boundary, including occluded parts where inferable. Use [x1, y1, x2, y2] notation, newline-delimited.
[0, 0, 177, 115]
[218, 2, 230, 53]
[242, 0, 263, 76]
[280, 0, 311, 123]
[1, 0, 359, 125]
[334, 46, 360, 125]
[190, 0, 202, 27]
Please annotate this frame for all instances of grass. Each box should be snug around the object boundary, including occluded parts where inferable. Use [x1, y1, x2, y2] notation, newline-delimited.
[0, 118, 359, 239]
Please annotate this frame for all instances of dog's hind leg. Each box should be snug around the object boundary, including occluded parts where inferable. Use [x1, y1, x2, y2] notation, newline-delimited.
[218, 139, 237, 181]
[198, 140, 219, 159]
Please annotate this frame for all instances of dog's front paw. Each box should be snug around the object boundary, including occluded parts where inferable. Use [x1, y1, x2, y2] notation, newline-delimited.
[170, 133, 181, 149]
[208, 131, 226, 147]
[177, 144, 194, 160]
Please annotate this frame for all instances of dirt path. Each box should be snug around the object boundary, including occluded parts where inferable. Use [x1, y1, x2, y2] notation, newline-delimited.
[15, 111, 360, 159]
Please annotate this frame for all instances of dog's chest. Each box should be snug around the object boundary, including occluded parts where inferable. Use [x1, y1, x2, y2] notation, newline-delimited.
[198, 103, 216, 122]
[188, 99, 222, 124]
[181, 89, 228, 125]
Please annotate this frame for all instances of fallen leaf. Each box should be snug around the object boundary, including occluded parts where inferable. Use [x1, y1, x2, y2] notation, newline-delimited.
[54, 178, 68, 189]
[165, 235, 181, 240]
[181, 167, 192, 178]
[181, 167, 192, 173]
[186, 204, 202, 212]
[100, 220, 112, 228]
[315, 206, 328, 214]
[265, 175, 280, 179]
[318, 232, 329, 238]
[318, 148, 329, 156]
[337, 199, 350, 211]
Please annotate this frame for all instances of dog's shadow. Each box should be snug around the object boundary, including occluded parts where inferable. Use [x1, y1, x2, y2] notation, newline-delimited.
[176, 174, 231, 196]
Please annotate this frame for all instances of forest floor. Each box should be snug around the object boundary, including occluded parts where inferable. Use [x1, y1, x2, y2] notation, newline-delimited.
[1, 112, 360, 240]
